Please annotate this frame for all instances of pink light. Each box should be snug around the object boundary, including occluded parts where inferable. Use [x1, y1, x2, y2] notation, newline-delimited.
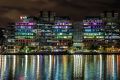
[28, 23, 34, 25]
[16, 22, 35, 26]
[20, 16, 23, 20]
[60, 23, 62, 25]
[16, 23, 19, 25]
[93, 22, 97, 25]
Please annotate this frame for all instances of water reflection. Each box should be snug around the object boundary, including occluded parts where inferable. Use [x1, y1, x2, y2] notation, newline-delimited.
[0, 55, 120, 80]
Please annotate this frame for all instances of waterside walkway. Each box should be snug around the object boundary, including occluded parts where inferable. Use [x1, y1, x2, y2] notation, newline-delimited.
[1, 51, 120, 55]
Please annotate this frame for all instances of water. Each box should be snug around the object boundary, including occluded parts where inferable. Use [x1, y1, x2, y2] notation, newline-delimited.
[0, 55, 120, 80]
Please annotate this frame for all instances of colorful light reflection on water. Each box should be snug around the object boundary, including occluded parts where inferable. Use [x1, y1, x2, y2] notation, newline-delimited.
[0, 55, 120, 80]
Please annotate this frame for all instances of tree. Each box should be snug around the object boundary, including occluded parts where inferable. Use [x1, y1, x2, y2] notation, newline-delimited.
[89, 44, 99, 50]
[0, 30, 5, 45]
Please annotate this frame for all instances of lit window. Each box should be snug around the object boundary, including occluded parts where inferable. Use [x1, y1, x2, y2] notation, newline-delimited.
[64, 36, 67, 39]
[59, 33, 63, 35]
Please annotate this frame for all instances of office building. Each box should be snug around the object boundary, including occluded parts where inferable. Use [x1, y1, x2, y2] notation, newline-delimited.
[53, 16, 73, 51]
[15, 16, 37, 52]
[73, 22, 84, 49]
[36, 11, 56, 51]
[101, 11, 120, 48]
[83, 16, 104, 49]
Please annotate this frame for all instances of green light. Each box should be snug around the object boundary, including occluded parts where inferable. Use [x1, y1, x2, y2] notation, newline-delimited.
[69, 33, 72, 35]
[59, 33, 63, 35]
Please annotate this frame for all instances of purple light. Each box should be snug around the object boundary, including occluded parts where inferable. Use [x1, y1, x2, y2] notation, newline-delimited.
[60, 23, 62, 25]
[16, 22, 35, 26]
[65, 26, 68, 28]
[93, 22, 97, 25]
[28, 26, 32, 29]
[55, 26, 58, 28]
[63, 23, 65, 25]
[28, 23, 34, 25]
[21, 26, 24, 28]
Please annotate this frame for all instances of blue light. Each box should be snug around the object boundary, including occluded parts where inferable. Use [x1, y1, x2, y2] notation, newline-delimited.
[84, 29, 92, 32]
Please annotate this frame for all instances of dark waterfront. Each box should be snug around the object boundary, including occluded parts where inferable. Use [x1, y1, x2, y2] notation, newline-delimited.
[0, 55, 120, 80]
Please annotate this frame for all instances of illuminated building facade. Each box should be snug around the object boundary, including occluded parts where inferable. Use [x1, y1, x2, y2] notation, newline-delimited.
[73, 22, 84, 49]
[83, 17, 104, 49]
[39, 11, 56, 23]
[37, 22, 54, 47]
[0, 28, 6, 46]
[101, 11, 120, 47]
[7, 23, 15, 45]
[36, 11, 56, 50]
[15, 16, 36, 52]
[3, 11, 120, 53]
[53, 16, 73, 51]
[6, 23, 16, 53]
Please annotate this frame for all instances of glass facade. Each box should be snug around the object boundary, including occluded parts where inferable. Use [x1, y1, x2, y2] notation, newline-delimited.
[83, 17, 104, 48]
[4, 11, 120, 53]
[15, 17, 36, 46]
[101, 11, 120, 47]
[36, 11, 56, 50]
[53, 17, 73, 51]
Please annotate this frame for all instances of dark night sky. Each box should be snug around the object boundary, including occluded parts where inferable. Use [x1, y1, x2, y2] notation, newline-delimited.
[0, 0, 120, 27]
